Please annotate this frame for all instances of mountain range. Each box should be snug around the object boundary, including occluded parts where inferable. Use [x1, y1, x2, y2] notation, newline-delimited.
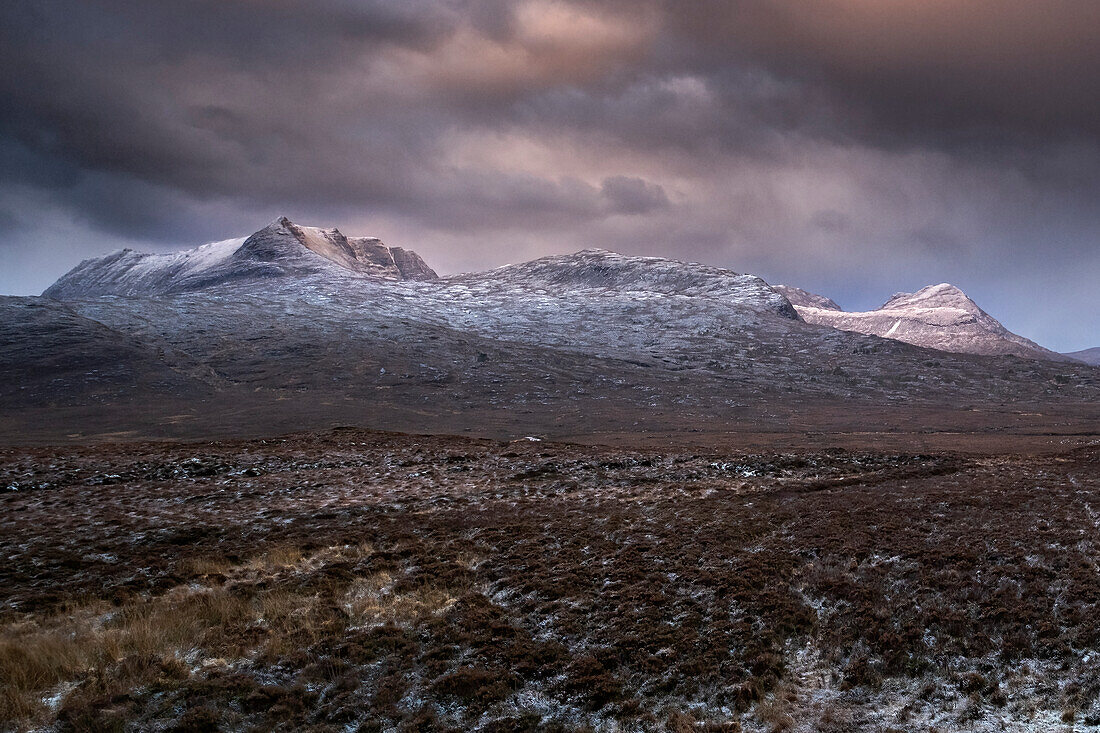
[2, 217, 1096, 444]
[43, 216, 1073, 360]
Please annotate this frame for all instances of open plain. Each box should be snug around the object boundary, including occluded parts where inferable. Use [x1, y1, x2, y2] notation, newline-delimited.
[3, 428, 1099, 731]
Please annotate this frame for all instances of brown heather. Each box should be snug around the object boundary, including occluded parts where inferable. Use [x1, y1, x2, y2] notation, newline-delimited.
[1, 429, 1098, 730]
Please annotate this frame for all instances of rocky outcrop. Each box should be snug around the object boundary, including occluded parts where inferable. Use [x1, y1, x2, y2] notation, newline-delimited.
[389, 246, 438, 281]
[278, 218, 437, 280]
[774, 284, 841, 311]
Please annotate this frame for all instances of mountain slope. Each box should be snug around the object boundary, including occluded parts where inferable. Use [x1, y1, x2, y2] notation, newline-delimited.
[0, 297, 214, 409]
[788, 283, 1065, 361]
[43, 217, 436, 298]
[1065, 347, 1100, 366]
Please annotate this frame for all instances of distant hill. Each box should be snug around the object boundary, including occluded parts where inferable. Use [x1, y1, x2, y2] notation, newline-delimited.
[1064, 347, 1100, 366]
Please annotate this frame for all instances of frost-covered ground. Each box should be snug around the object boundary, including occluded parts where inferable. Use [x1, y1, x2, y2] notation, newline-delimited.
[2, 430, 1098, 731]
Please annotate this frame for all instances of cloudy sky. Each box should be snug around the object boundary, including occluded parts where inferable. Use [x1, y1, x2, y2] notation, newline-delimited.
[1, 0, 1097, 350]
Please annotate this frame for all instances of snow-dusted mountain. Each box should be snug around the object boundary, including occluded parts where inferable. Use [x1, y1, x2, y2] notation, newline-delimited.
[41, 220, 1071, 365]
[782, 282, 1066, 361]
[43, 217, 436, 298]
[455, 249, 798, 318]
[40, 219, 1069, 365]
[41, 218, 804, 361]
[44, 218, 793, 319]
[8, 217, 1096, 443]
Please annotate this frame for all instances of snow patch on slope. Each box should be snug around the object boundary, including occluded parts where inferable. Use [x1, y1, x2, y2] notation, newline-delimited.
[42, 238, 248, 299]
[127, 237, 246, 277]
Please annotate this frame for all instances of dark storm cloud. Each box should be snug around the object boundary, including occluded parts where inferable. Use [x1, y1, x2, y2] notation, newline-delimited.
[1, 0, 651, 238]
[2, 0, 455, 62]
[662, 0, 1100, 145]
[600, 176, 670, 215]
[0, 0, 1097, 349]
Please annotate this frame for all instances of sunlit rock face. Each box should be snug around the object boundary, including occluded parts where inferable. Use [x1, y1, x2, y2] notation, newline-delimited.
[275, 218, 437, 281]
[787, 282, 1068, 361]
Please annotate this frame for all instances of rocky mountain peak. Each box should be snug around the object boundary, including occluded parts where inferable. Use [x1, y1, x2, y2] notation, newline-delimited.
[880, 283, 976, 311]
[783, 281, 1065, 361]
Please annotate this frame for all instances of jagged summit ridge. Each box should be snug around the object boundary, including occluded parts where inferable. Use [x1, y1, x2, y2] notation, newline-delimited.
[272, 217, 437, 280]
[787, 282, 1066, 361]
[43, 217, 437, 298]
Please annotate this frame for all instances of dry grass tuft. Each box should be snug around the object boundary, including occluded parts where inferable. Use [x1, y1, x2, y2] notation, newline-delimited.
[0, 539, 455, 729]
[247, 544, 304, 570]
[344, 572, 459, 626]
[0, 550, 347, 728]
[0, 589, 249, 726]
[178, 555, 233, 578]
[755, 693, 796, 732]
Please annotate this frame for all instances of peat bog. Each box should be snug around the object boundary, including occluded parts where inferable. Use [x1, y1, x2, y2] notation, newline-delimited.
[2, 429, 1099, 731]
